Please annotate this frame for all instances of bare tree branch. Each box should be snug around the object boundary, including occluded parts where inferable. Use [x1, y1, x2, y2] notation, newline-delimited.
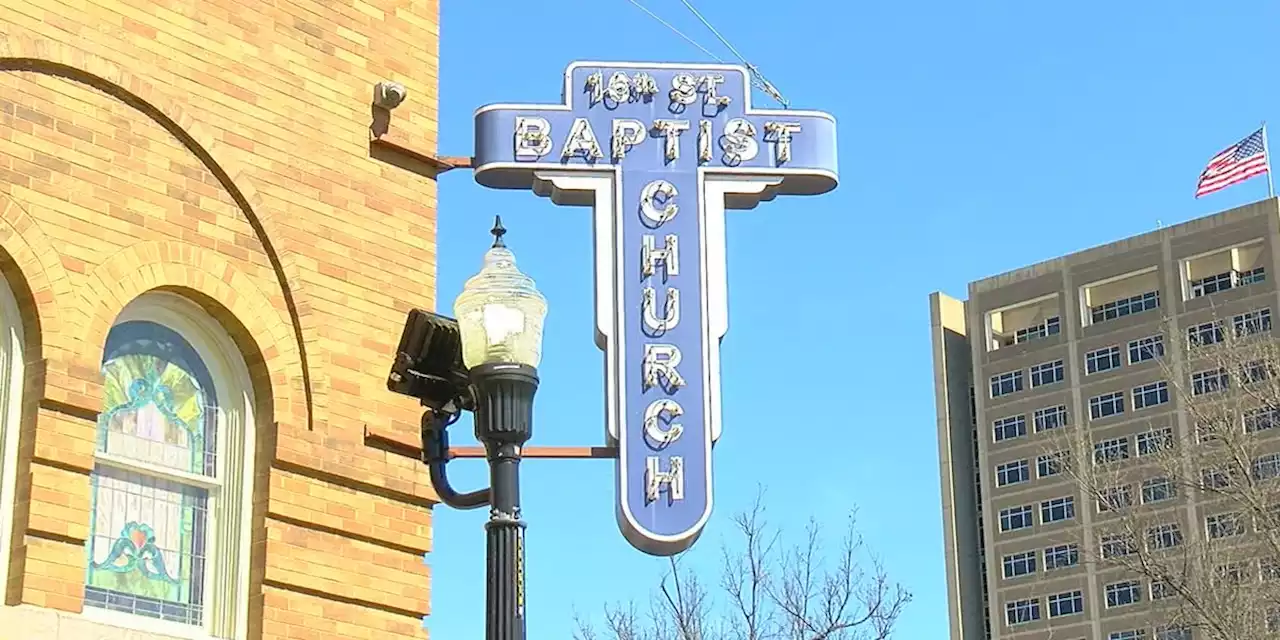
[720, 490, 780, 640]
[576, 487, 911, 640]
[1045, 304, 1280, 639]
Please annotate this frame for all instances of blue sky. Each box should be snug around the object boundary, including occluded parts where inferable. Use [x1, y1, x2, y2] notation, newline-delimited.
[426, 2, 1280, 638]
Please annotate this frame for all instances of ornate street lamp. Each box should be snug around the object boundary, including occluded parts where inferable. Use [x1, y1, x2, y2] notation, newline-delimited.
[386, 216, 546, 640]
[454, 217, 546, 640]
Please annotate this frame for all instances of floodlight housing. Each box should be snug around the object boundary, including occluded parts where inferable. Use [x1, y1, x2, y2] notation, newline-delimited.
[387, 309, 472, 416]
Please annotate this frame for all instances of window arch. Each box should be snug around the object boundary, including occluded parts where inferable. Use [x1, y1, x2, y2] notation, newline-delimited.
[0, 274, 26, 594]
[84, 292, 256, 639]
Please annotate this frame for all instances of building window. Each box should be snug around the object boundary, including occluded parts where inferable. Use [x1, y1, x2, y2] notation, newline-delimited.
[999, 505, 1035, 532]
[1197, 416, 1230, 443]
[1043, 543, 1079, 570]
[1016, 317, 1060, 344]
[1029, 360, 1065, 388]
[1243, 266, 1268, 285]
[990, 370, 1024, 398]
[1191, 368, 1228, 396]
[1233, 307, 1272, 337]
[1262, 558, 1280, 581]
[1261, 505, 1280, 532]
[1191, 270, 1235, 297]
[1037, 451, 1067, 478]
[1187, 244, 1266, 299]
[1206, 512, 1244, 539]
[1100, 533, 1137, 559]
[1214, 563, 1247, 586]
[996, 460, 1030, 487]
[1151, 579, 1174, 600]
[1244, 406, 1280, 433]
[1033, 405, 1068, 432]
[1047, 590, 1084, 618]
[1094, 436, 1131, 464]
[1141, 477, 1176, 504]
[1147, 523, 1182, 549]
[1109, 630, 1147, 640]
[1105, 580, 1142, 608]
[0, 277, 25, 595]
[1133, 381, 1170, 409]
[1091, 291, 1160, 324]
[1097, 485, 1134, 512]
[1085, 346, 1122, 375]
[1040, 496, 1075, 523]
[1001, 551, 1037, 579]
[1256, 453, 1280, 481]
[1156, 627, 1191, 640]
[1187, 321, 1225, 348]
[1089, 391, 1125, 420]
[1004, 598, 1041, 626]
[1242, 359, 1274, 384]
[1136, 427, 1173, 456]
[987, 301, 1061, 350]
[1201, 467, 1232, 490]
[1128, 334, 1165, 363]
[83, 294, 255, 636]
[992, 415, 1027, 442]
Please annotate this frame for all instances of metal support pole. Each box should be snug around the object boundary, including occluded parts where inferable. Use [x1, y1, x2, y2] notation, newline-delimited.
[485, 443, 524, 640]
[1263, 121, 1275, 198]
[470, 363, 538, 640]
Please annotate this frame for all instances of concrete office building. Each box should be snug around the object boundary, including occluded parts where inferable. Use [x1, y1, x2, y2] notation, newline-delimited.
[930, 197, 1280, 640]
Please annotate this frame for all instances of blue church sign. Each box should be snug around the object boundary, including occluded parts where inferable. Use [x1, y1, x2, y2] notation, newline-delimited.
[473, 62, 838, 556]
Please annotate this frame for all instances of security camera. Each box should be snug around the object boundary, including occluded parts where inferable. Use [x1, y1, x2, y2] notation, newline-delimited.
[373, 81, 407, 110]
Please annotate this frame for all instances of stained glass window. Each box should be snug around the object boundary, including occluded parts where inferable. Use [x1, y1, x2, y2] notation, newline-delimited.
[85, 320, 218, 626]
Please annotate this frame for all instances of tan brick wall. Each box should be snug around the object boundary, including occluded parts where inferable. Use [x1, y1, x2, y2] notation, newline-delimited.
[0, 0, 442, 638]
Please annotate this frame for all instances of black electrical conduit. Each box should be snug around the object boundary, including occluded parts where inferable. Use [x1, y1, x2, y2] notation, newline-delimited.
[420, 411, 490, 509]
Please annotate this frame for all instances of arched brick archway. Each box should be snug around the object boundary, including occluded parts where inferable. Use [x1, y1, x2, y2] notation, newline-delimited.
[0, 196, 68, 358]
[0, 33, 318, 430]
[79, 241, 303, 427]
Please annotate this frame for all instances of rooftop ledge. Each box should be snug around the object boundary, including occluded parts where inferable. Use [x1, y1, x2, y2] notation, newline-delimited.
[971, 197, 1280, 294]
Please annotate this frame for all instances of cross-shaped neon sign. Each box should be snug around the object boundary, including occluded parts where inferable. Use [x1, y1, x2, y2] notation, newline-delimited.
[473, 62, 838, 556]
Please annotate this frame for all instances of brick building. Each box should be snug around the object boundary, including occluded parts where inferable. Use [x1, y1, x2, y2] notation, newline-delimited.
[0, 1, 443, 638]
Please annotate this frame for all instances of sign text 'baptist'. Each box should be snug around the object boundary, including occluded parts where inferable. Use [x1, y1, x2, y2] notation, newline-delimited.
[510, 71, 805, 168]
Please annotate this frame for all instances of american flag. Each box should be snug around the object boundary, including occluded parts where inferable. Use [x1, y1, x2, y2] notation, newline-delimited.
[1195, 128, 1270, 198]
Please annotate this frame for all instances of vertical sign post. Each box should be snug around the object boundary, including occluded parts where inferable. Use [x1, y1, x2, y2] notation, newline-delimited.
[473, 62, 838, 556]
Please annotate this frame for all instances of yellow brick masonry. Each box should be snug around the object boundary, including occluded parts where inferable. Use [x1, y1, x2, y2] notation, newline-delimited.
[0, 0, 442, 638]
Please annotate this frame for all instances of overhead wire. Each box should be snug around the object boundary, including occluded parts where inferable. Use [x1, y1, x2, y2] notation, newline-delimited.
[674, 0, 789, 108]
[623, 0, 791, 108]
[623, 0, 727, 64]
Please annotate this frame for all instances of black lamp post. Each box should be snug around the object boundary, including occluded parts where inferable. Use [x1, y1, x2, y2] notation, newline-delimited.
[386, 217, 547, 640]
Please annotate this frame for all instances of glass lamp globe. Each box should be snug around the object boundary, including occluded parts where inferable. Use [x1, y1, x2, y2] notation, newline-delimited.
[453, 217, 548, 369]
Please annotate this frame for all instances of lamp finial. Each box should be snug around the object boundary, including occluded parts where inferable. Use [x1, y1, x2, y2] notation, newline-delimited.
[490, 216, 507, 248]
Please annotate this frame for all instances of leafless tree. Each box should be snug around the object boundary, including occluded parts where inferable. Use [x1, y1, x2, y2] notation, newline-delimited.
[572, 490, 911, 640]
[1049, 306, 1280, 639]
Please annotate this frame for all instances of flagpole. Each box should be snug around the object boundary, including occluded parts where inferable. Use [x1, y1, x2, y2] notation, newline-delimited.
[1263, 121, 1275, 198]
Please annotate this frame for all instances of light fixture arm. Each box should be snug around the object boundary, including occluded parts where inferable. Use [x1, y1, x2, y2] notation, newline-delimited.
[420, 411, 490, 509]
